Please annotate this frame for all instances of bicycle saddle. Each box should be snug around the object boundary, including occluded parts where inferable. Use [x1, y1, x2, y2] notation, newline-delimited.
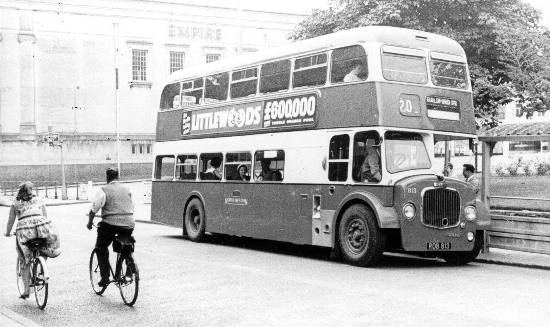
[114, 235, 135, 245]
[24, 238, 47, 249]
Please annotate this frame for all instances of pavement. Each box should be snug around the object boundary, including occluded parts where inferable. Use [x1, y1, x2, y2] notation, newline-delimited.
[0, 308, 41, 327]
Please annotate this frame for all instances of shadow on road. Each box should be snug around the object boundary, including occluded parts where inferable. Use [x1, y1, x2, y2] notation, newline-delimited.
[161, 233, 460, 269]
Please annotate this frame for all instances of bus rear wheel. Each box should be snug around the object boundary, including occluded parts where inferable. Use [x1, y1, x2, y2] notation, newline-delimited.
[184, 198, 206, 242]
[338, 204, 385, 267]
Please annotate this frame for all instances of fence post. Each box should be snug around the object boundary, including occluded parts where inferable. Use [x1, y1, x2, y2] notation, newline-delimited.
[54, 182, 58, 199]
[76, 182, 79, 200]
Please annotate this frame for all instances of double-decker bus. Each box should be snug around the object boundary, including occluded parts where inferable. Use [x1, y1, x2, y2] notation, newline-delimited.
[152, 26, 489, 267]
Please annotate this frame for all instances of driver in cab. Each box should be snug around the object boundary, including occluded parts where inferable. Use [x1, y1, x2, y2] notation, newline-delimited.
[361, 138, 381, 182]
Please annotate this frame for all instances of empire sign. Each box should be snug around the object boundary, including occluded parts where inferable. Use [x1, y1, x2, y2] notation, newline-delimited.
[168, 24, 222, 41]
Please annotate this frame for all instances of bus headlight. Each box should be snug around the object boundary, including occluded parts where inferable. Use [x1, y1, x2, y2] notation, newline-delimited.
[464, 206, 477, 221]
[403, 203, 416, 220]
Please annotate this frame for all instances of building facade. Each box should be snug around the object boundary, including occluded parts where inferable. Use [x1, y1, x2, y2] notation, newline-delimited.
[0, 0, 305, 183]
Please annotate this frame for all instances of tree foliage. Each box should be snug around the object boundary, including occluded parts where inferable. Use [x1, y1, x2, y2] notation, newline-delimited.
[291, 0, 550, 127]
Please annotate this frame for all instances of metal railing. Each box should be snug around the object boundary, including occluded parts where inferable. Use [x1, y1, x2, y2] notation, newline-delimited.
[0, 181, 84, 200]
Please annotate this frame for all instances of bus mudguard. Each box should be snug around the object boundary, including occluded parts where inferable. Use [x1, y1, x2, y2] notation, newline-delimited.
[333, 191, 399, 243]
[184, 191, 207, 217]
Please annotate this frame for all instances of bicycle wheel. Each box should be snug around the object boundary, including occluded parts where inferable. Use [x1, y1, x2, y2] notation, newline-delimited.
[89, 249, 107, 295]
[32, 257, 48, 310]
[16, 258, 25, 296]
[117, 256, 139, 306]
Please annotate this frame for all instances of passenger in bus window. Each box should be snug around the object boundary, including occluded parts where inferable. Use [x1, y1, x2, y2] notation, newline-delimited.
[258, 159, 282, 181]
[361, 138, 381, 182]
[203, 157, 222, 180]
[344, 63, 368, 83]
[237, 164, 250, 181]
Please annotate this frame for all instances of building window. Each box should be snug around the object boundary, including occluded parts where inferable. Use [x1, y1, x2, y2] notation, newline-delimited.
[132, 143, 152, 155]
[206, 53, 221, 63]
[515, 104, 523, 117]
[170, 51, 185, 74]
[496, 108, 505, 120]
[132, 49, 148, 81]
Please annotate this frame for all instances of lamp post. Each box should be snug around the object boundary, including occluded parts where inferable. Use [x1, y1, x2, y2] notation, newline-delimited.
[45, 128, 67, 200]
[113, 22, 121, 175]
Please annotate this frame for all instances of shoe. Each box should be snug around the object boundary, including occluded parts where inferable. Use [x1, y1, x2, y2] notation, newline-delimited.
[98, 279, 109, 288]
[20, 292, 29, 299]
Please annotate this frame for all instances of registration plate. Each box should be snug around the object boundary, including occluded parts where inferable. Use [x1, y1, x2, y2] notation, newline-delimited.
[426, 242, 451, 250]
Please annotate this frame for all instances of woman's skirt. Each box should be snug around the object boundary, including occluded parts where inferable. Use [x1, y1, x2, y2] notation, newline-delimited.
[16, 216, 61, 263]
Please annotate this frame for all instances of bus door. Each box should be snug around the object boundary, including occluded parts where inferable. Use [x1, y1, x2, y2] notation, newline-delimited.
[197, 153, 225, 233]
[222, 152, 254, 236]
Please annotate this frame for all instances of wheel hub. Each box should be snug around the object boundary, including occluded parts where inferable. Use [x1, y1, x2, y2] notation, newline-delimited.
[346, 219, 368, 253]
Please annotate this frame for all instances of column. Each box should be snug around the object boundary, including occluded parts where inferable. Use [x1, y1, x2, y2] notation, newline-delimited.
[18, 10, 37, 134]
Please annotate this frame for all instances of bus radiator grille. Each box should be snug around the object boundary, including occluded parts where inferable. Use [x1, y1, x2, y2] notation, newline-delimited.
[422, 189, 460, 228]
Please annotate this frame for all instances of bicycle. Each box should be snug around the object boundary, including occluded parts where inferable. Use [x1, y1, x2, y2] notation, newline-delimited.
[16, 237, 49, 310]
[88, 230, 139, 306]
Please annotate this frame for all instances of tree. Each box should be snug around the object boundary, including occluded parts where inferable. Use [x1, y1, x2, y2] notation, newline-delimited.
[291, 0, 550, 127]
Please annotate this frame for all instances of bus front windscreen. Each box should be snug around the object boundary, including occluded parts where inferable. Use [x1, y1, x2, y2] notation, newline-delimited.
[430, 59, 468, 89]
[385, 132, 431, 173]
[381, 46, 427, 84]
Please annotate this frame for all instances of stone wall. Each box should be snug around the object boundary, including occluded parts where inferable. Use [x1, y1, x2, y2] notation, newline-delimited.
[0, 162, 152, 191]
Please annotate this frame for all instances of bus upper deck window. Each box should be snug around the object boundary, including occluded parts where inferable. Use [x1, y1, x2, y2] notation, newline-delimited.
[231, 68, 258, 99]
[159, 82, 181, 110]
[205, 73, 229, 103]
[429, 53, 468, 89]
[182, 78, 204, 105]
[331, 45, 368, 84]
[293, 53, 327, 88]
[260, 60, 290, 94]
[381, 46, 427, 84]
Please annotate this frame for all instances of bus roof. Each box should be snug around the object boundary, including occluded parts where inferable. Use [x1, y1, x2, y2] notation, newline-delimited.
[167, 26, 466, 84]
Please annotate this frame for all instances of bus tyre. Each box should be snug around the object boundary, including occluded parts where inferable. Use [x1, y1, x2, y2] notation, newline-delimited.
[338, 204, 385, 267]
[184, 198, 206, 242]
[442, 231, 483, 265]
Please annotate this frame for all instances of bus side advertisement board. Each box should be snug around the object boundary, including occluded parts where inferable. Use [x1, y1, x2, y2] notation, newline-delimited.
[181, 94, 317, 136]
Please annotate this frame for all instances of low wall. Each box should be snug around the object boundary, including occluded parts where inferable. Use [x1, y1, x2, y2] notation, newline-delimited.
[488, 210, 550, 255]
[0, 163, 152, 190]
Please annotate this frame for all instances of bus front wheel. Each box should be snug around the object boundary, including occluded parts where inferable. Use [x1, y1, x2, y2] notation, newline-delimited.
[184, 198, 206, 242]
[338, 204, 385, 267]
